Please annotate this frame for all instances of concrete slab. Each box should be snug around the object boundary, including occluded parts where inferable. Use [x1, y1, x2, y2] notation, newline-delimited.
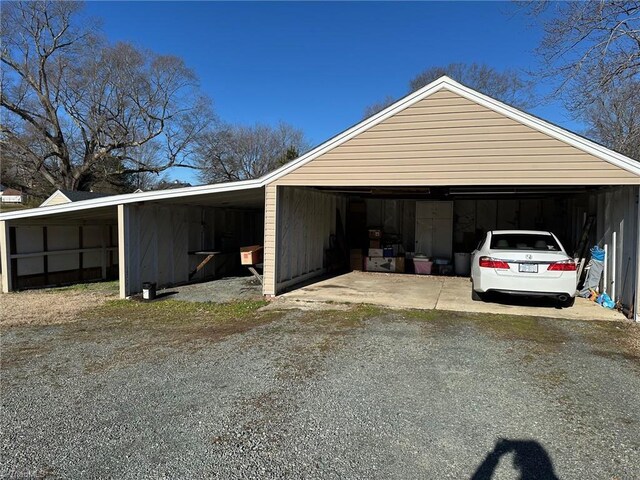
[436, 276, 625, 321]
[156, 276, 262, 303]
[280, 271, 443, 310]
[276, 271, 627, 322]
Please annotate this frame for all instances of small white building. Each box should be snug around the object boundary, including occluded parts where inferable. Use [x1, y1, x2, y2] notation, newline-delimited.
[0, 186, 23, 204]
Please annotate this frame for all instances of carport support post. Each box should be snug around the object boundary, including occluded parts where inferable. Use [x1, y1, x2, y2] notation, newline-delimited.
[262, 184, 278, 297]
[636, 187, 640, 323]
[118, 204, 131, 299]
[0, 221, 12, 293]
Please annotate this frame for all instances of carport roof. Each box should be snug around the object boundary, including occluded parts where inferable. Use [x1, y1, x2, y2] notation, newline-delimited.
[2, 75, 639, 223]
[0, 179, 264, 221]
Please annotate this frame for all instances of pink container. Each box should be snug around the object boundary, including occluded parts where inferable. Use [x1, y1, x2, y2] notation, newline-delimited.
[413, 258, 433, 275]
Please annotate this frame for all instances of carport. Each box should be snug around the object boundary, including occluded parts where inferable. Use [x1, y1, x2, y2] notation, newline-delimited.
[0, 181, 265, 298]
[2, 76, 639, 320]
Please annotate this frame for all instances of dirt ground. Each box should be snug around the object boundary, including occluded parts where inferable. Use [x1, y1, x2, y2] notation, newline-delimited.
[0, 282, 118, 327]
[2, 300, 639, 478]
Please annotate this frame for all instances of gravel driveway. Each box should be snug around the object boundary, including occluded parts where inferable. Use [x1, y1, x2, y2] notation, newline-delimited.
[1, 305, 639, 479]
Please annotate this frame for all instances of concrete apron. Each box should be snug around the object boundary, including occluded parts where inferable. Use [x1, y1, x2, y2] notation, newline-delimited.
[277, 271, 626, 321]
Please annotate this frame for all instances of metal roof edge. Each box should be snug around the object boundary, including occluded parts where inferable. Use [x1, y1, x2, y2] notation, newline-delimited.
[0, 178, 265, 221]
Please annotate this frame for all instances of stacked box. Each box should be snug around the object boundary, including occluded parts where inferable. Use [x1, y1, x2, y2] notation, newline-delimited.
[368, 229, 382, 239]
[383, 247, 394, 258]
[366, 257, 395, 272]
[369, 239, 381, 249]
[350, 249, 364, 271]
[368, 248, 383, 257]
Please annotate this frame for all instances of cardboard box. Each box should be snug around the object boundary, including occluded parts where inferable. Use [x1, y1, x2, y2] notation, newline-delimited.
[368, 228, 382, 239]
[240, 245, 263, 265]
[369, 239, 381, 249]
[368, 248, 383, 257]
[383, 246, 394, 258]
[395, 257, 405, 273]
[366, 256, 396, 272]
[350, 249, 363, 271]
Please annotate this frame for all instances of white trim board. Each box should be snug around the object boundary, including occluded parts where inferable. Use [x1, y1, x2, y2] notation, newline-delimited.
[0, 179, 264, 221]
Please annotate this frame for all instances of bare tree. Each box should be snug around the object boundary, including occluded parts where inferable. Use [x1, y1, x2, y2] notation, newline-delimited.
[363, 63, 534, 117]
[0, 1, 212, 193]
[577, 75, 640, 160]
[195, 122, 308, 183]
[362, 95, 397, 119]
[522, 1, 640, 159]
[526, 1, 640, 94]
[409, 63, 534, 108]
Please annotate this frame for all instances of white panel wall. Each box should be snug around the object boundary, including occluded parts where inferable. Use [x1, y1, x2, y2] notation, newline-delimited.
[276, 187, 346, 291]
[120, 202, 264, 296]
[595, 186, 639, 308]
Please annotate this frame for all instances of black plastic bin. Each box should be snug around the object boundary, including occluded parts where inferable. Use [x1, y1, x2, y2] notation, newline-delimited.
[142, 282, 157, 301]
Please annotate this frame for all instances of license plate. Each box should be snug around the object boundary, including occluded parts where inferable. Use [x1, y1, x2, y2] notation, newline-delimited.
[519, 263, 538, 273]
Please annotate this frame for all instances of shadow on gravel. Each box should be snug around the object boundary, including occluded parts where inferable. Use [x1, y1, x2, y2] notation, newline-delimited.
[471, 438, 559, 480]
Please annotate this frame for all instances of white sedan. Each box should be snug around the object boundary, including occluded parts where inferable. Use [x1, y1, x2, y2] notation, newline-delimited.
[470, 230, 577, 307]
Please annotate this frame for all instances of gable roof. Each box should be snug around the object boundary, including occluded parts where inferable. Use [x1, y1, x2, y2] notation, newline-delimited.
[40, 189, 113, 207]
[1, 76, 638, 222]
[0, 188, 22, 196]
[261, 76, 639, 184]
[61, 190, 112, 202]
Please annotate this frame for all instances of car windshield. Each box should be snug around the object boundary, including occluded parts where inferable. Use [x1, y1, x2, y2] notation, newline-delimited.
[490, 233, 560, 251]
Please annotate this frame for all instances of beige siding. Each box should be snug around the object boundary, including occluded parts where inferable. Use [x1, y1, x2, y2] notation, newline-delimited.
[262, 184, 278, 296]
[274, 89, 639, 186]
[42, 192, 71, 206]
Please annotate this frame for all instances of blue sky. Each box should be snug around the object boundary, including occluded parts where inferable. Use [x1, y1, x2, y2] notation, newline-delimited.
[85, 1, 571, 184]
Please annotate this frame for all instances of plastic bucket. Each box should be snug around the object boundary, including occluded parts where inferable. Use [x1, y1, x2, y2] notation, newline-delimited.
[142, 282, 157, 301]
[454, 253, 471, 276]
[413, 258, 433, 275]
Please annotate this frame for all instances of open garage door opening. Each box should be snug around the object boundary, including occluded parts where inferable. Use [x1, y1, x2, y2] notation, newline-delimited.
[118, 187, 265, 298]
[273, 184, 638, 313]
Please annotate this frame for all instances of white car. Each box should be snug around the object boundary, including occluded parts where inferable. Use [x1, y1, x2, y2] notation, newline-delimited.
[470, 230, 577, 307]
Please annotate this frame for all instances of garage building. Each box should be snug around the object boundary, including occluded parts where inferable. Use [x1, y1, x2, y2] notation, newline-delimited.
[1, 76, 639, 319]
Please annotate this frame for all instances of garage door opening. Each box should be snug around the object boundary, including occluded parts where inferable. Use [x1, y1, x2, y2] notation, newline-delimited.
[274, 185, 638, 312]
[119, 186, 265, 298]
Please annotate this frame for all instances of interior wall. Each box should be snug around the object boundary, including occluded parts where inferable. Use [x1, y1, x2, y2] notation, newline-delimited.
[9, 223, 117, 289]
[593, 186, 638, 308]
[122, 202, 263, 296]
[276, 187, 346, 291]
[361, 197, 574, 256]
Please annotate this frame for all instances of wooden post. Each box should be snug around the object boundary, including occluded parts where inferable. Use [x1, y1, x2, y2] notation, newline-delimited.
[263, 184, 278, 296]
[0, 221, 12, 293]
[118, 204, 127, 299]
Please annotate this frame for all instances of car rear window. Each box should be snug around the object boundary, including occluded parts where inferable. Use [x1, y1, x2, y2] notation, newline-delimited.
[490, 233, 560, 251]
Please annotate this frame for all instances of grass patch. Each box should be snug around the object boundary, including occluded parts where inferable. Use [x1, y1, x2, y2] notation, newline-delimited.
[51, 280, 119, 294]
[2, 298, 275, 374]
[0, 203, 30, 212]
[89, 298, 268, 324]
